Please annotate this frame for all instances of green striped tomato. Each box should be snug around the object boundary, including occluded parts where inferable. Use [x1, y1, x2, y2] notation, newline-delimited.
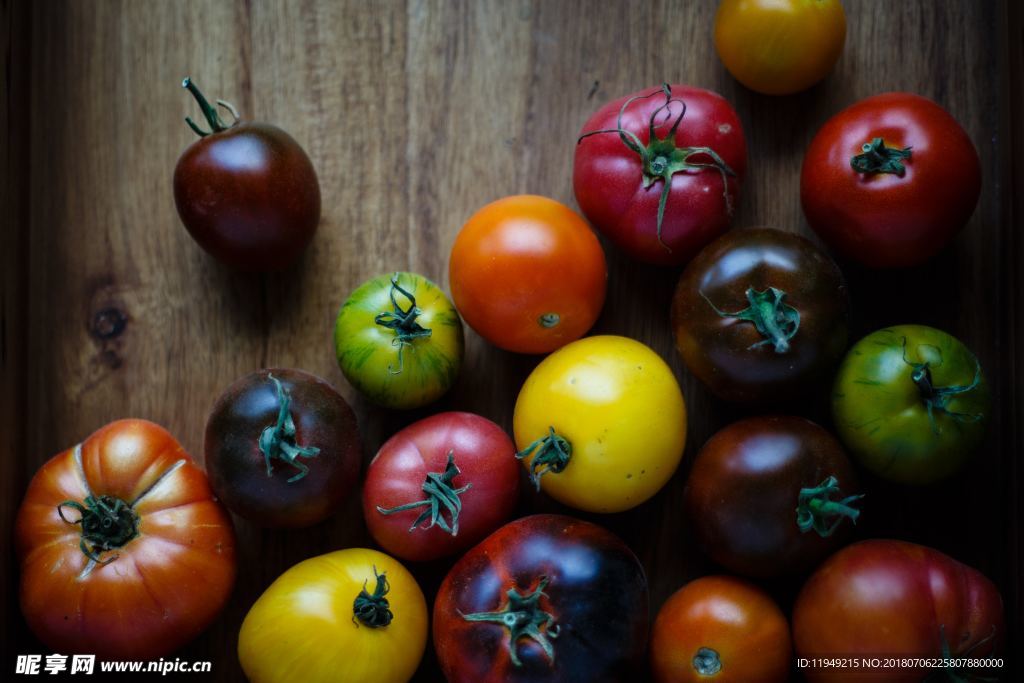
[334, 272, 464, 409]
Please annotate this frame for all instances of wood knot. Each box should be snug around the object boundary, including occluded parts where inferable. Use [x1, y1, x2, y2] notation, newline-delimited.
[90, 307, 127, 340]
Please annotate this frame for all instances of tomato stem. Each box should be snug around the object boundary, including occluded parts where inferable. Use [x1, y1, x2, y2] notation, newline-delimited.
[376, 450, 472, 536]
[901, 338, 984, 435]
[460, 577, 560, 667]
[701, 287, 800, 353]
[352, 566, 394, 628]
[181, 77, 237, 137]
[850, 137, 912, 176]
[374, 273, 433, 375]
[692, 648, 722, 676]
[796, 476, 864, 537]
[515, 427, 572, 490]
[57, 494, 140, 564]
[258, 374, 320, 483]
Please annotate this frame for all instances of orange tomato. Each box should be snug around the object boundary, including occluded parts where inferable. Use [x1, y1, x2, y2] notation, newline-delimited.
[715, 0, 846, 95]
[449, 195, 606, 354]
[650, 576, 791, 683]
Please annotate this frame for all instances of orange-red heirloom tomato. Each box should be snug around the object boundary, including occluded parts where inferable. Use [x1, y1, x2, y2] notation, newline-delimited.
[15, 419, 237, 659]
[449, 195, 607, 354]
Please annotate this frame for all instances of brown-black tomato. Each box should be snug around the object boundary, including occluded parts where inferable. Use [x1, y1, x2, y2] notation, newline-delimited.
[671, 227, 849, 403]
[204, 368, 361, 528]
[433, 514, 649, 683]
[685, 416, 862, 578]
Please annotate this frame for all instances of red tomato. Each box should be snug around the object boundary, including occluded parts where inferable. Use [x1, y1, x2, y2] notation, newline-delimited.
[794, 540, 1003, 683]
[574, 84, 747, 265]
[15, 420, 237, 659]
[363, 412, 520, 562]
[449, 195, 607, 354]
[801, 93, 981, 268]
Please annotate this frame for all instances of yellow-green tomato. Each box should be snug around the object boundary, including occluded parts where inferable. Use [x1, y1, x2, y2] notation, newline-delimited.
[238, 548, 428, 683]
[334, 272, 463, 409]
[513, 335, 687, 512]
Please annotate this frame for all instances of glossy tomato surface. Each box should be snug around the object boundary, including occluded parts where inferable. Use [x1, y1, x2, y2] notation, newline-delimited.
[574, 84, 747, 265]
[832, 325, 989, 484]
[205, 368, 361, 528]
[650, 576, 791, 683]
[449, 195, 607, 354]
[15, 419, 236, 659]
[794, 540, 1003, 683]
[672, 228, 849, 403]
[173, 79, 320, 271]
[513, 336, 686, 513]
[434, 514, 648, 683]
[363, 411, 520, 562]
[239, 548, 428, 683]
[685, 416, 861, 578]
[801, 92, 981, 268]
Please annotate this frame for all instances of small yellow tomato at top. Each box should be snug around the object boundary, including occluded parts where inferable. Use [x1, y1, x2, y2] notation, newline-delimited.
[238, 548, 428, 683]
[714, 0, 847, 96]
[513, 335, 687, 513]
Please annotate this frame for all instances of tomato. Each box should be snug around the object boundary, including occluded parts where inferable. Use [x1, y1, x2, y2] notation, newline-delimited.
[574, 84, 747, 265]
[671, 228, 849, 403]
[714, 0, 846, 95]
[239, 548, 427, 683]
[650, 576, 791, 683]
[793, 540, 1003, 683]
[449, 195, 607, 354]
[832, 325, 989, 484]
[513, 335, 687, 513]
[15, 419, 236, 659]
[204, 368, 361, 528]
[685, 416, 861, 578]
[334, 272, 464, 409]
[362, 412, 520, 562]
[173, 78, 320, 271]
[433, 514, 648, 683]
[801, 93, 981, 268]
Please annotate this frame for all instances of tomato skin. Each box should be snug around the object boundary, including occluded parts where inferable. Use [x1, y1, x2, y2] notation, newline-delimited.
[715, 0, 846, 95]
[832, 325, 989, 484]
[362, 412, 520, 562]
[15, 419, 236, 659]
[449, 195, 607, 354]
[204, 368, 361, 528]
[239, 548, 428, 683]
[433, 514, 649, 683]
[801, 93, 981, 268]
[685, 416, 859, 578]
[672, 228, 849, 403]
[650, 576, 791, 683]
[334, 272, 464, 409]
[513, 336, 687, 513]
[793, 540, 1003, 683]
[574, 84, 747, 266]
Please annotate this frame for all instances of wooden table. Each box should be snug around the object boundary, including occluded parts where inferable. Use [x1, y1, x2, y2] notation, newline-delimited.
[3, 1, 1022, 680]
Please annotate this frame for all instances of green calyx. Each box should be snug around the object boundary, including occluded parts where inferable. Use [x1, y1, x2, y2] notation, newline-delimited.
[702, 286, 800, 353]
[374, 273, 432, 375]
[376, 450, 472, 536]
[851, 137, 913, 176]
[692, 648, 722, 676]
[460, 577, 559, 668]
[900, 338, 983, 435]
[577, 83, 737, 252]
[181, 77, 239, 138]
[258, 374, 320, 483]
[796, 476, 864, 537]
[353, 566, 394, 628]
[57, 494, 140, 564]
[932, 624, 999, 683]
[515, 427, 572, 491]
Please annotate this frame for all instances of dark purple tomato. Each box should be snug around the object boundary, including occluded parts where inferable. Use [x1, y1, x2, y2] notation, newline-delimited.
[204, 368, 360, 528]
[173, 78, 320, 271]
[685, 416, 862, 578]
[434, 514, 649, 683]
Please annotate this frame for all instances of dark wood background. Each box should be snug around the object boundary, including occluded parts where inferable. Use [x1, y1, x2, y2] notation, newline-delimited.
[2, 1, 1022, 681]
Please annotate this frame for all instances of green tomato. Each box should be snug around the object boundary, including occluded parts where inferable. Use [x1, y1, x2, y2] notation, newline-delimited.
[334, 272, 464, 409]
[832, 325, 989, 484]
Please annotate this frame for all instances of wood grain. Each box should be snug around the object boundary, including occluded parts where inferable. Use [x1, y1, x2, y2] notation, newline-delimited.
[3, 1, 1020, 680]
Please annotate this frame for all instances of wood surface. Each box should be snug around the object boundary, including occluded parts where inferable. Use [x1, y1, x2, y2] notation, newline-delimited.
[2, 1, 1021, 681]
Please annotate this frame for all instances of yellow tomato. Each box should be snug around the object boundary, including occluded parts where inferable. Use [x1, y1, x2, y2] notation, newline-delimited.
[714, 0, 846, 95]
[238, 548, 427, 683]
[513, 335, 687, 513]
